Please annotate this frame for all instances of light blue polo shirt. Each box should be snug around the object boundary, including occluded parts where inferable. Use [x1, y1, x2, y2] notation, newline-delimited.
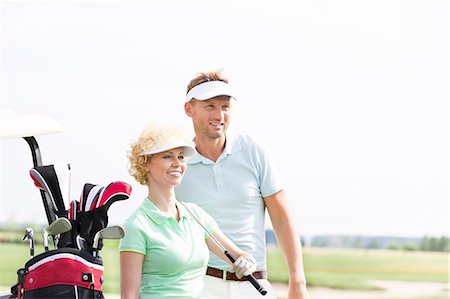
[119, 198, 219, 299]
[175, 132, 284, 271]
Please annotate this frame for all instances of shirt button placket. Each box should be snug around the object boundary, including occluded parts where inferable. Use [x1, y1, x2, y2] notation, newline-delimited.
[213, 163, 224, 192]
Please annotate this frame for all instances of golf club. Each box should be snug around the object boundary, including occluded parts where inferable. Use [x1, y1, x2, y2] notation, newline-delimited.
[43, 217, 72, 251]
[23, 228, 35, 258]
[178, 201, 267, 296]
[68, 200, 79, 221]
[92, 226, 125, 257]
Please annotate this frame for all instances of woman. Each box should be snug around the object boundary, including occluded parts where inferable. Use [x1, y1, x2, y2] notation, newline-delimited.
[119, 124, 256, 299]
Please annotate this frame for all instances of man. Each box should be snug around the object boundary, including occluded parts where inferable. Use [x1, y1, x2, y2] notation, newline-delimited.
[175, 70, 309, 299]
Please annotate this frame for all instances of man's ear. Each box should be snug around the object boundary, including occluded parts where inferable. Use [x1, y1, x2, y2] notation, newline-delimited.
[184, 102, 193, 117]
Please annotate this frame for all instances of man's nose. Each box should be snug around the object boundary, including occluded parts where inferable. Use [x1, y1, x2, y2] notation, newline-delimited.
[212, 107, 224, 119]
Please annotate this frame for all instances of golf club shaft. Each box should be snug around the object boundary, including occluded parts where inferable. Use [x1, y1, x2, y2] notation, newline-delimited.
[24, 228, 35, 258]
[178, 201, 267, 296]
[30, 239, 34, 257]
[43, 231, 49, 251]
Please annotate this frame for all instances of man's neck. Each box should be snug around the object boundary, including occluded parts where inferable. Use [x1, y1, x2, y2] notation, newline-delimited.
[195, 135, 226, 162]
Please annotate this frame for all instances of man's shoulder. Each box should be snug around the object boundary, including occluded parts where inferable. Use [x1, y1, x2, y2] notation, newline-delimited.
[230, 132, 268, 151]
[230, 131, 260, 145]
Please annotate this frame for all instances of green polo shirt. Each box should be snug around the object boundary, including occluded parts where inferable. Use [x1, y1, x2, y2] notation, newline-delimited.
[119, 198, 219, 299]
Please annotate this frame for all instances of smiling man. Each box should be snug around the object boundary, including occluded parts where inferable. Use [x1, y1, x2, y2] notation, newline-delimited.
[176, 70, 310, 299]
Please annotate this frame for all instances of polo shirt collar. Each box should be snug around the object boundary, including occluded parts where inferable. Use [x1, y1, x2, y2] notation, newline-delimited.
[140, 198, 189, 225]
[187, 131, 242, 165]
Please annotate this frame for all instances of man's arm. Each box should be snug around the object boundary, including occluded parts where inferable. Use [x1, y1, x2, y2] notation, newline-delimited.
[265, 190, 310, 299]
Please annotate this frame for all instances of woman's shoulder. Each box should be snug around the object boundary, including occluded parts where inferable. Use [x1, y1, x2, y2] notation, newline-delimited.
[123, 205, 148, 227]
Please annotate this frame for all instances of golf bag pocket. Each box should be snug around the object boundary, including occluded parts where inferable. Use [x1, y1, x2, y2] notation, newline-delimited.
[11, 248, 104, 299]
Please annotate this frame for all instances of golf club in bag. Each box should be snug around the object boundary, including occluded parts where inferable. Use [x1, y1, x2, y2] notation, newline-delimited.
[29, 164, 74, 248]
[22, 229, 34, 259]
[77, 181, 131, 254]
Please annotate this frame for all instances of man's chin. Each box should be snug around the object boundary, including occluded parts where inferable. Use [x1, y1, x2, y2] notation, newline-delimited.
[207, 131, 225, 139]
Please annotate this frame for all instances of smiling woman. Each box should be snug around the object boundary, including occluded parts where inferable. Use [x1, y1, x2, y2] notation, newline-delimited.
[119, 123, 259, 299]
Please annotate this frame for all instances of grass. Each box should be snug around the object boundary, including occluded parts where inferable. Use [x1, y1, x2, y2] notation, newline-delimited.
[268, 246, 448, 290]
[1, 242, 448, 296]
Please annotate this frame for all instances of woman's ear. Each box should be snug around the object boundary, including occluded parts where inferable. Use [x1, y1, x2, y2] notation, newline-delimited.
[142, 156, 152, 172]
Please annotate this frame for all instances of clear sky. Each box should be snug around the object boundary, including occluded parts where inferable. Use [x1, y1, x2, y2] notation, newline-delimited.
[1, 0, 448, 238]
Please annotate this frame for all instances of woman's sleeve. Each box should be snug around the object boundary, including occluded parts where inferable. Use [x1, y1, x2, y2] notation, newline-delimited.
[119, 215, 147, 254]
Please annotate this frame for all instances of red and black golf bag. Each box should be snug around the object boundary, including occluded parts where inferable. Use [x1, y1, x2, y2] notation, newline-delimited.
[9, 164, 132, 299]
[10, 248, 104, 299]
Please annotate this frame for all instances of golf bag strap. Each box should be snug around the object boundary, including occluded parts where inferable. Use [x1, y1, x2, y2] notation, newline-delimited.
[10, 283, 21, 299]
[10, 268, 27, 299]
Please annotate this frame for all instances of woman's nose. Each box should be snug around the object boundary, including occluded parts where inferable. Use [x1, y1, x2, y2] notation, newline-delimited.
[172, 157, 182, 165]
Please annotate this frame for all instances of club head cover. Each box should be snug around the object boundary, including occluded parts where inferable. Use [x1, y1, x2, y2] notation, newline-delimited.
[88, 181, 131, 244]
[77, 210, 95, 246]
[79, 183, 97, 212]
[58, 227, 76, 249]
[29, 164, 70, 216]
[86, 186, 104, 212]
[96, 181, 132, 210]
[90, 205, 109, 245]
[68, 200, 79, 221]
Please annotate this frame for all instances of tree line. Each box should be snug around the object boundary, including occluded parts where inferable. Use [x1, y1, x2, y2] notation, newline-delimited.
[304, 234, 449, 252]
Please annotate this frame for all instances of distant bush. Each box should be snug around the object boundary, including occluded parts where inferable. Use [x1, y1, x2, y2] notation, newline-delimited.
[402, 242, 417, 251]
[420, 236, 449, 252]
[387, 242, 400, 250]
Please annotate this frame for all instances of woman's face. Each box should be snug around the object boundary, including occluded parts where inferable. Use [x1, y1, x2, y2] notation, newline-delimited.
[145, 147, 187, 188]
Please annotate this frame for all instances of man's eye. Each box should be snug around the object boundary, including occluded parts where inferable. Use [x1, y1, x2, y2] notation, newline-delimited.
[178, 155, 185, 160]
[222, 105, 230, 111]
[163, 155, 171, 159]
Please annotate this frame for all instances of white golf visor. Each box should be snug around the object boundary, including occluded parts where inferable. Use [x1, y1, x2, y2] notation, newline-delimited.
[186, 81, 237, 102]
[141, 142, 196, 157]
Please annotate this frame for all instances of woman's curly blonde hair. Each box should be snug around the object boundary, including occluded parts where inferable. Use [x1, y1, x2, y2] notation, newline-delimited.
[127, 124, 193, 185]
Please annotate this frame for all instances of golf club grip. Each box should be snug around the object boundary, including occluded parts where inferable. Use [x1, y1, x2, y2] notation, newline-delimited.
[224, 251, 267, 296]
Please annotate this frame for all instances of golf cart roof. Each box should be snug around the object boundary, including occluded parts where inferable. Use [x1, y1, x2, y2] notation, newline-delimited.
[0, 110, 63, 139]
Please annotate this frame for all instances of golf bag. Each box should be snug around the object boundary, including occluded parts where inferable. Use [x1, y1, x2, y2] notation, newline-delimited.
[10, 248, 104, 299]
[9, 164, 131, 299]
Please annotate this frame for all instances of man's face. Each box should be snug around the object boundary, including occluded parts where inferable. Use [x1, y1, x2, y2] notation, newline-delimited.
[185, 96, 232, 140]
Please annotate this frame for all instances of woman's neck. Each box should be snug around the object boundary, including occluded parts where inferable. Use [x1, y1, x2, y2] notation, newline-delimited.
[147, 187, 179, 220]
